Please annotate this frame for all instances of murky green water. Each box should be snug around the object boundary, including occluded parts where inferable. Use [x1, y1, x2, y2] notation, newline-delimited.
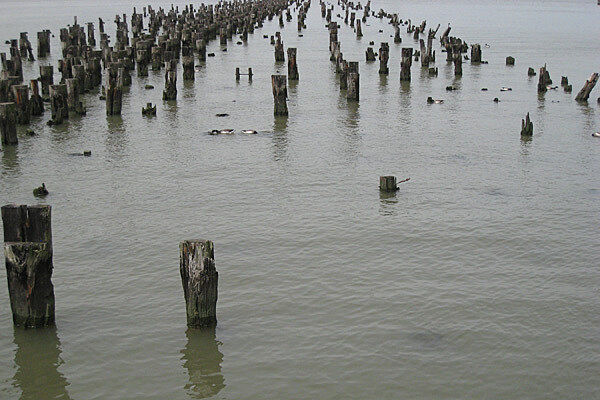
[1, 0, 599, 398]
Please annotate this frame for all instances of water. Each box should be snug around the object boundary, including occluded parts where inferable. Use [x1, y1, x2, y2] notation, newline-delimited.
[1, 0, 599, 398]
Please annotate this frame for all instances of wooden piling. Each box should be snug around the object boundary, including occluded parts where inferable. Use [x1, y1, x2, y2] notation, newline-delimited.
[400, 48, 413, 82]
[271, 74, 288, 116]
[39, 66, 54, 96]
[347, 61, 359, 101]
[65, 78, 79, 111]
[29, 80, 44, 116]
[537, 64, 552, 93]
[11, 85, 30, 125]
[287, 48, 298, 80]
[366, 47, 376, 62]
[49, 84, 68, 124]
[379, 43, 389, 74]
[471, 44, 481, 63]
[137, 50, 149, 77]
[274, 37, 285, 62]
[37, 31, 51, 58]
[574, 73, 599, 102]
[0, 102, 18, 145]
[379, 176, 398, 192]
[105, 65, 123, 115]
[521, 112, 533, 136]
[2, 204, 54, 328]
[163, 61, 177, 100]
[180, 240, 218, 328]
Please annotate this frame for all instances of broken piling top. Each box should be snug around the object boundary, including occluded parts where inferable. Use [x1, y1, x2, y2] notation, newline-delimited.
[2, 204, 55, 328]
[380, 176, 398, 192]
[521, 112, 533, 136]
[180, 240, 218, 328]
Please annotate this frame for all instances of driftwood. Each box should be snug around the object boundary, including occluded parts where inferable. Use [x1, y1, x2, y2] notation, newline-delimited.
[574, 73, 599, 102]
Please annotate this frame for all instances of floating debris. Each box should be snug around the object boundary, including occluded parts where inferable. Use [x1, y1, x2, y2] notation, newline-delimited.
[215, 113, 229, 117]
[33, 183, 49, 197]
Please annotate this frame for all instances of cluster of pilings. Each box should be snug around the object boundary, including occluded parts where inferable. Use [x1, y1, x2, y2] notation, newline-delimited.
[2, 0, 306, 146]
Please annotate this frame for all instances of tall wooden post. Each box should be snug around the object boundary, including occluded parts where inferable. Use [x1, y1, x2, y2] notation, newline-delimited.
[0, 102, 18, 145]
[271, 75, 288, 116]
[287, 48, 298, 80]
[471, 44, 481, 63]
[49, 84, 68, 124]
[347, 61, 359, 101]
[379, 42, 389, 74]
[180, 240, 218, 328]
[400, 48, 413, 82]
[2, 204, 55, 328]
[11, 85, 30, 125]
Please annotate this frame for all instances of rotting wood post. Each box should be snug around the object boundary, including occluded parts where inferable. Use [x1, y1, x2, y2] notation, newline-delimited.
[471, 44, 481, 63]
[274, 38, 285, 62]
[287, 48, 298, 80]
[379, 42, 389, 74]
[105, 65, 122, 115]
[379, 176, 398, 192]
[271, 74, 288, 116]
[521, 112, 533, 136]
[356, 19, 363, 38]
[394, 25, 401, 44]
[29, 80, 44, 116]
[39, 66, 54, 96]
[182, 56, 195, 81]
[11, 85, 30, 125]
[196, 40, 206, 62]
[452, 45, 462, 76]
[151, 46, 162, 70]
[65, 78, 79, 111]
[0, 102, 18, 145]
[162, 61, 177, 101]
[400, 47, 413, 82]
[71, 65, 85, 94]
[574, 73, 599, 102]
[180, 240, 218, 328]
[87, 23, 96, 47]
[49, 84, 68, 124]
[340, 60, 348, 90]
[2, 204, 54, 328]
[366, 47, 376, 62]
[537, 64, 552, 93]
[346, 61, 359, 101]
[506, 56, 515, 65]
[37, 31, 51, 58]
[136, 50, 149, 77]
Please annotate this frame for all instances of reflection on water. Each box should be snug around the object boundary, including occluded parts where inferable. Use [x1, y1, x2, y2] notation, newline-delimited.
[181, 327, 225, 399]
[1, 144, 19, 174]
[272, 115, 288, 161]
[379, 190, 398, 216]
[12, 327, 71, 400]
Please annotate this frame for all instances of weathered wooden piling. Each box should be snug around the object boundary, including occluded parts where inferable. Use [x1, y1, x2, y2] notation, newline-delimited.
[537, 65, 552, 93]
[163, 61, 177, 101]
[379, 43, 389, 74]
[347, 61, 359, 101]
[182, 56, 195, 81]
[521, 112, 533, 136]
[0, 102, 18, 145]
[180, 240, 218, 328]
[528, 67, 536, 76]
[105, 65, 123, 115]
[274, 37, 285, 62]
[506, 56, 515, 65]
[2, 204, 54, 328]
[151, 46, 163, 70]
[37, 31, 51, 58]
[39, 66, 54, 96]
[574, 73, 599, 102]
[356, 19, 363, 37]
[394, 25, 401, 43]
[11, 85, 30, 125]
[87, 23, 96, 47]
[65, 78, 79, 112]
[136, 50, 149, 77]
[471, 44, 481, 63]
[379, 176, 398, 192]
[453, 45, 462, 76]
[400, 48, 413, 82]
[29, 80, 44, 116]
[366, 47, 376, 62]
[287, 48, 298, 80]
[271, 74, 288, 116]
[49, 84, 68, 124]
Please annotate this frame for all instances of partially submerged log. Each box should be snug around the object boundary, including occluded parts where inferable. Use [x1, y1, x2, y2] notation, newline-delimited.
[180, 240, 218, 328]
[2, 204, 54, 328]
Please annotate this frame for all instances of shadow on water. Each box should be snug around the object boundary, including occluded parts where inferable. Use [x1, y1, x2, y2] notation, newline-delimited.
[272, 115, 288, 161]
[12, 327, 72, 400]
[181, 327, 225, 399]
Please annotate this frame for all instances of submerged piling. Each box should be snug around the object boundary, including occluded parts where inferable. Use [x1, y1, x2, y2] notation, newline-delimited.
[271, 74, 288, 116]
[0, 102, 18, 145]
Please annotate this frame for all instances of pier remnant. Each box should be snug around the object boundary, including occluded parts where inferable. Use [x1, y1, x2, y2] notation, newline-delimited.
[2, 204, 55, 328]
[271, 74, 288, 116]
[521, 113, 533, 136]
[180, 239, 218, 328]
[574, 73, 599, 102]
